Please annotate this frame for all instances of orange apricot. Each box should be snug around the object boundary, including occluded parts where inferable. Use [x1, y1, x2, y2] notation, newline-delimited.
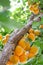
[25, 51, 35, 59]
[27, 52, 35, 59]
[2, 34, 9, 44]
[29, 4, 39, 15]
[29, 28, 34, 33]
[6, 34, 10, 40]
[10, 55, 15, 63]
[39, 25, 43, 29]
[34, 30, 40, 36]
[29, 5, 34, 11]
[0, 34, 2, 40]
[33, 8, 39, 15]
[10, 55, 19, 64]
[2, 38, 7, 44]
[18, 39, 27, 49]
[25, 42, 30, 51]
[18, 37, 30, 51]
[6, 61, 13, 65]
[28, 33, 35, 41]
[13, 55, 19, 64]
[15, 45, 24, 56]
[30, 46, 38, 55]
[19, 52, 27, 63]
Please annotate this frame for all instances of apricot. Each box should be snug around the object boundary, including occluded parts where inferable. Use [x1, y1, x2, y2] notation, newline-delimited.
[29, 4, 39, 15]
[6, 61, 13, 65]
[29, 5, 34, 11]
[15, 45, 24, 56]
[39, 25, 43, 29]
[2, 34, 9, 44]
[6, 34, 10, 40]
[25, 42, 30, 51]
[27, 53, 35, 59]
[29, 28, 34, 33]
[0, 34, 2, 40]
[33, 8, 39, 15]
[30, 46, 38, 55]
[34, 30, 40, 36]
[28, 33, 35, 41]
[2, 38, 7, 44]
[13, 55, 19, 64]
[18, 39, 27, 49]
[10, 55, 19, 64]
[19, 52, 27, 63]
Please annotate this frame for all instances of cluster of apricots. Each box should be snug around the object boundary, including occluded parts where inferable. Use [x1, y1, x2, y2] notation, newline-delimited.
[29, 2, 40, 15]
[6, 40, 38, 65]
[0, 25, 43, 65]
[6, 24, 43, 65]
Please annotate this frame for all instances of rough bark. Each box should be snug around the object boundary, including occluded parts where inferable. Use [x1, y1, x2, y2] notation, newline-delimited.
[0, 13, 43, 65]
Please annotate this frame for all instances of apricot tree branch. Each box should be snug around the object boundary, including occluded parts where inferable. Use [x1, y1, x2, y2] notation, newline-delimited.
[0, 13, 43, 65]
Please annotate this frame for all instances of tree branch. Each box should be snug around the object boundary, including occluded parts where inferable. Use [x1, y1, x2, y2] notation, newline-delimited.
[0, 13, 43, 65]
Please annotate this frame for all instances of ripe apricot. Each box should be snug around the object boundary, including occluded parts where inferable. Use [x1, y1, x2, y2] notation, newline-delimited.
[27, 53, 35, 59]
[6, 34, 10, 40]
[2, 38, 7, 44]
[2, 34, 9, 44]
[29, 5, 34, 11]
[29, 28, 34, 33]
[30, 46, 38, 55]
[6, 61, 13, 65]
[28, 33, 35, 41]
[0, 34, 2, 40]
[29, 4, 39, 15]
[18, 39, 27, 49]
[15, 45, 24, 56]
[39, 25, 43, 29]
[25, 42, 30, 51]
[19, 52, 27, 63]
[10, 55, 19, 64]
[34, 30, 40, 36]
[33, 8, 39, 15]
